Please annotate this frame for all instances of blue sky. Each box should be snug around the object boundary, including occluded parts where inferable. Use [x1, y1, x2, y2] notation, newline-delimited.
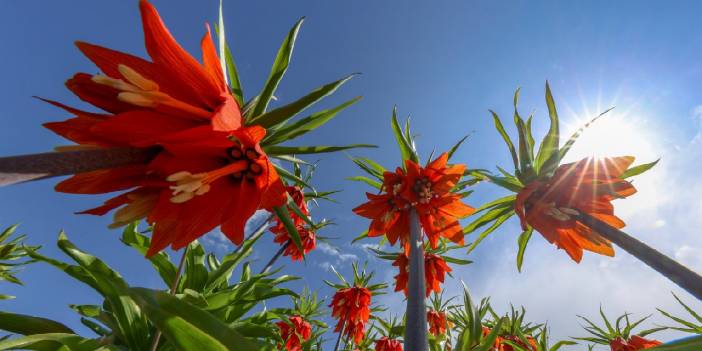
[1, 0, 702, 349]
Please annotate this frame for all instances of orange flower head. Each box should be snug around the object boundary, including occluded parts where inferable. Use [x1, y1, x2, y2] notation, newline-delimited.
[515, 156, 637, 262]
[610, 336, 662, 351]
[271, 225, 316, 261]
[425, 253, 452, 296]
[393, 252, 452, 297]
[42, 1, 287, 256]
[330, 286, 372, 343]
[344, 319, 368, 345]
[403, 153, 475, 249]
[501, 335, 537, 351]
[427, 309, 449, 336]
[375, 337, 403, 351]
[269, 186, 315, 260]
[392, 253, 409, 295]
[481, 326, 505, 351]
[276, 315, 312, 351]
[353, 168, 410, 247]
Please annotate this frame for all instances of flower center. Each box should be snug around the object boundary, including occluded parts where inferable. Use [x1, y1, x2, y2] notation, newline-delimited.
[166, 145, 265, 203]
[412, 177, 433, 204]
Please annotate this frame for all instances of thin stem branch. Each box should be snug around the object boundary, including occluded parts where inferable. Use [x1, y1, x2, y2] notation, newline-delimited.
[333, 319, 346, 351]
[404, 207, 429, 351]
[231, 214, 274, 257]
[576, 212, 702, 301]
[0, 147, 156, 186]
[148, 247, 188, 351]
[260, 241, 289, 274]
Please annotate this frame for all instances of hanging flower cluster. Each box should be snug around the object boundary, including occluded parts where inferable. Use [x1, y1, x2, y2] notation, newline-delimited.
[276, 315, 312, 351]
[375, 337, 403, 351]
[515, 156, 637, 262]
[354, 152, 474, 252]
[610, 336, 662, 351]
[427, 309, 450, 336]
[44, 0, 279, 256]
[270, 186, 316, 260]
[392, 252, 452, 297]
[41, 0, 361, 257]
[330, 286, 372, 344]
[465, 84, 657, 268]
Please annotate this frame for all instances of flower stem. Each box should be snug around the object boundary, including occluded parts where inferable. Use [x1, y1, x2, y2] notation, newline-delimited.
[576, 212, 702, 300]
[333, 319, 346, 351]
[405, 207, 429, 351]
[0, 147, 156, 186]
[231, 214, 274, 257]
[260, 241, 289, 274]
[148, 246, 188, 351]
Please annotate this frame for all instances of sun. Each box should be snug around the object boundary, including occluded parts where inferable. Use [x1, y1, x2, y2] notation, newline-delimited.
[560, 110, 658, 163]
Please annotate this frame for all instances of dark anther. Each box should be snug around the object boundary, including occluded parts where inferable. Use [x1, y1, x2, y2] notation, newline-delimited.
[231, 171, 243, 180]
[244, 148, 260, 160]
[227, 147, 244, 160]
[248, 162, 263, 175]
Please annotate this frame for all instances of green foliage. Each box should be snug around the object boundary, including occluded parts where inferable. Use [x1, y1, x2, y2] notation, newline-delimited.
[575, 307, 665, 345]
[0, 222, 317, 350]
[0, 224, 37, 297]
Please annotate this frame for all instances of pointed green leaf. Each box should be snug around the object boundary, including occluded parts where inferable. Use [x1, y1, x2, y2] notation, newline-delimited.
[0, 311, 74, 335]
[491, 109, 519, 171]
[272, 206, 304, 257]
[534, 82, 560, 176]
[516, 227, 533, 272]
[621, 159, 659, 179]
[263, 95, 361, 144]
[250, 18, 304, 118]
[347, 176, 382, 190]
[129, 288, 273, 351]
[391, 107, 417, 163]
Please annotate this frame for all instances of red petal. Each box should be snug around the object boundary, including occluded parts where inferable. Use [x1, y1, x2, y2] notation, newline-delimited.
[55, 164, 149, 194]
[139, 0, 221, 108]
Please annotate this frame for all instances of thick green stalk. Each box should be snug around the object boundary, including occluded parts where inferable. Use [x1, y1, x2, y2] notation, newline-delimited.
[405, 208, 429, 351]
[148, 247, 188, 351]
[0, 148, 156, 186]
[576, 212, 702, 301]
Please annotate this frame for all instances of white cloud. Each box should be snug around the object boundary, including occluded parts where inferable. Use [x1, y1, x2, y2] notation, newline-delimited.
[317, 242, 358, 263]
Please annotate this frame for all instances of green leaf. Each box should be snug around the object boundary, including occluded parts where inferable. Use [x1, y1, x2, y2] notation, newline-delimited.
[465, 212, 514, 253]
[263, 95, 361, 144]
[534, 81, 560, 176]
[516, 227, 533, 272]
[272, 206, 304, 257]
[463, 202, 514, 234]
[128, 288, 273, 351]
[120, 223, 177, 288]
[250, 18, 304, 118]
[448, 134, 470, 160]
[0, 311, 74, 335]
[264, 144, 376, 155]
[252, 75, 358, 129]
[350, 156, 385, 180]
[0, 333, 105, 351]
[54, 232, 149, 349]
[391, 107, 417, 163]
[474, 195, 516, 214]
[621, 159, 659, 179]
[347, 176, 382, 190]
[491, 109, 519, 171]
